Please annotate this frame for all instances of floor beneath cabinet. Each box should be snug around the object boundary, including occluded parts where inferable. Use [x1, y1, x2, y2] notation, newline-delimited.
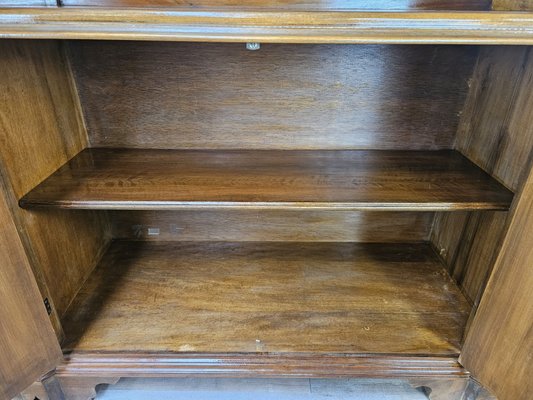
[95, 378, 428, 400]
[61, 241, 470, 355]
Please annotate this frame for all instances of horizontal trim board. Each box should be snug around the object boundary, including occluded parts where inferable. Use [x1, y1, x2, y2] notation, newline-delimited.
[58, 352, 469, 378]
[0, 9, 533, 44]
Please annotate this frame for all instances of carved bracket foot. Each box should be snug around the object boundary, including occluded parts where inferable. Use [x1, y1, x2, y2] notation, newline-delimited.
[54, 376, 120, 400]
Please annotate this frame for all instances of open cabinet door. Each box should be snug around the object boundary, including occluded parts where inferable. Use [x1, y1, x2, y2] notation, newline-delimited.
[0, 182, 62, 400]
[461, 169, 533, 400]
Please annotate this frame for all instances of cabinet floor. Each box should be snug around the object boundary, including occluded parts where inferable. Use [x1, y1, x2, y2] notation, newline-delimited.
[61, 241, 470, 355]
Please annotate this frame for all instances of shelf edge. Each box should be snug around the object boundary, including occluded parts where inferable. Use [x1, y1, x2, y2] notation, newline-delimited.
[18, 200, 512, 211]
[1, 9, 533, 44]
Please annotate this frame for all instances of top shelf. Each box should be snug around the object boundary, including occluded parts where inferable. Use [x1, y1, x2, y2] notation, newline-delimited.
[1, 8, 533, 44]
[19, 149, 513, 211]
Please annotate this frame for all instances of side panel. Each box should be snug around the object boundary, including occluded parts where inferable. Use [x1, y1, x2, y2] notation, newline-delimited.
[0, 40, 111, 328]
[461, 169, 533, 400]
[0, 178, 61, 400]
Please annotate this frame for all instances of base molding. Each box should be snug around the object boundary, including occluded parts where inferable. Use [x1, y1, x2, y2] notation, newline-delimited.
[53, 352, 474, 400]
[57, 352, 468, 379]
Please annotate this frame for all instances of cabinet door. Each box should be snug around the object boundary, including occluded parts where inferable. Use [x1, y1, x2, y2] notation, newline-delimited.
[461, 169, 533, 400]
[0, 183, 62, 400]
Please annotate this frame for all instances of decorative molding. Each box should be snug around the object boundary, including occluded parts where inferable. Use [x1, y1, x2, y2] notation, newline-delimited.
[57, 352, 469, 379]
[0, 9, 532, 44]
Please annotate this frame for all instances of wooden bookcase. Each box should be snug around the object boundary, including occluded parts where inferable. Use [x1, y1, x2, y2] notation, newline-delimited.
[0, 2, 532, 400]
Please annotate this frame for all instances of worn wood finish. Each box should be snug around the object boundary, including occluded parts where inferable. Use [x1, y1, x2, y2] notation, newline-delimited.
[61, 241, 470, 354]
[431, 46, 533, 305]
[69, 43, 476, 150]
[17, 382, 49, 400]
[57, 353, 469, 378]
[20, 149, 513, 211]
[0, 40, 112, 320]
[493, 0, 533, 10]
[461, 171, 533, 400]
[55, 377, 118, 400]
[111, 210, 433, 242]
[60, 0, 492, 10]
[1, 9, 533, 44]
[0, 173, 61, 400]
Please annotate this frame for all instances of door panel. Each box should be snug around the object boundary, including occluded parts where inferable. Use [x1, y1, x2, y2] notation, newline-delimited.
[0, 179, 61, 400]
[461, 169, 533, 400]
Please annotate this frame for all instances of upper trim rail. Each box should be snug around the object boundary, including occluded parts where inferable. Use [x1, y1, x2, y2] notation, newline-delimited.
[0, 8, 533, 44]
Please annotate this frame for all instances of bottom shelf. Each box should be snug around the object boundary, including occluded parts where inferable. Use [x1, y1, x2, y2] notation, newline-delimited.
[61, 241, 470, 356]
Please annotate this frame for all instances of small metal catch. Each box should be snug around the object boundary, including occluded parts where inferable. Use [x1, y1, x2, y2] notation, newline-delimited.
[147, 227, 160, 236]
[246, 42, 261, 51]
[44, 298, 52, 315]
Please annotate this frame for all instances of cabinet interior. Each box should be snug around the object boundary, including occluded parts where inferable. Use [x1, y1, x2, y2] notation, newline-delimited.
[1, 39, 532, 361]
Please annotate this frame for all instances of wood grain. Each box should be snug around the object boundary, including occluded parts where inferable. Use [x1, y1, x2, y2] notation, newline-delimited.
[56, 352, 468, 379]
[19, 149, 513, 211]
[461, 168, 533, 400]
[1, 9, 533, 44]
[0, 40, 111, 320]
[111, 210, 433, 242]
[431, 47, 533, 306]
[61, 241, 470, 354]
[59, 0, 492, 11]
[493, 0, 533, 10]
[69, 42, 476, 150]
[0, 170, 61, 400]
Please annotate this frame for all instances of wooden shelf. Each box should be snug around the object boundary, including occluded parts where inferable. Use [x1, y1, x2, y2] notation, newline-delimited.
[60, 1, 492, 11]
[61, 241, 470, 355]
[1, 8, 533, 45]
[20, 149, 513, 211]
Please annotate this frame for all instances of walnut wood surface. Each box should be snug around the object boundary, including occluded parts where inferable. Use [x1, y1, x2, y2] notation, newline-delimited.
[461, 168, 533, 400]
[60, 241, 470, 355]
[69, 43, 475, 151]
[57, 352, 468, 378]
[0, 170, 61, 400]
[59, 0, 492, 10]
[1, 9, 533, 44]
[0, 40, 112, 322]
[431, 47, 533, 307]
[20, 149, 513, 211]
[111, 210, 433, 242]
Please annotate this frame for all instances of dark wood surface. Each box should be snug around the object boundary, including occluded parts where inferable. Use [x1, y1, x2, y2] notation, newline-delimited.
[69, 43, 475, 150]
[57, 352, 469, 378]
[111, 210, 433, 242]
[61, 241, 470, 354]
[2, 9, 533, 44]
[431, 47, 533, 308]
[461, 168, 533, 400]
[59, 0, 492, 10]
[20, 149, 513, 211]
[54, 354, 469, 400]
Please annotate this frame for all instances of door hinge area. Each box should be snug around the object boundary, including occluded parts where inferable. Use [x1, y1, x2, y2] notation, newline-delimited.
[43, 297, 52, 315]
